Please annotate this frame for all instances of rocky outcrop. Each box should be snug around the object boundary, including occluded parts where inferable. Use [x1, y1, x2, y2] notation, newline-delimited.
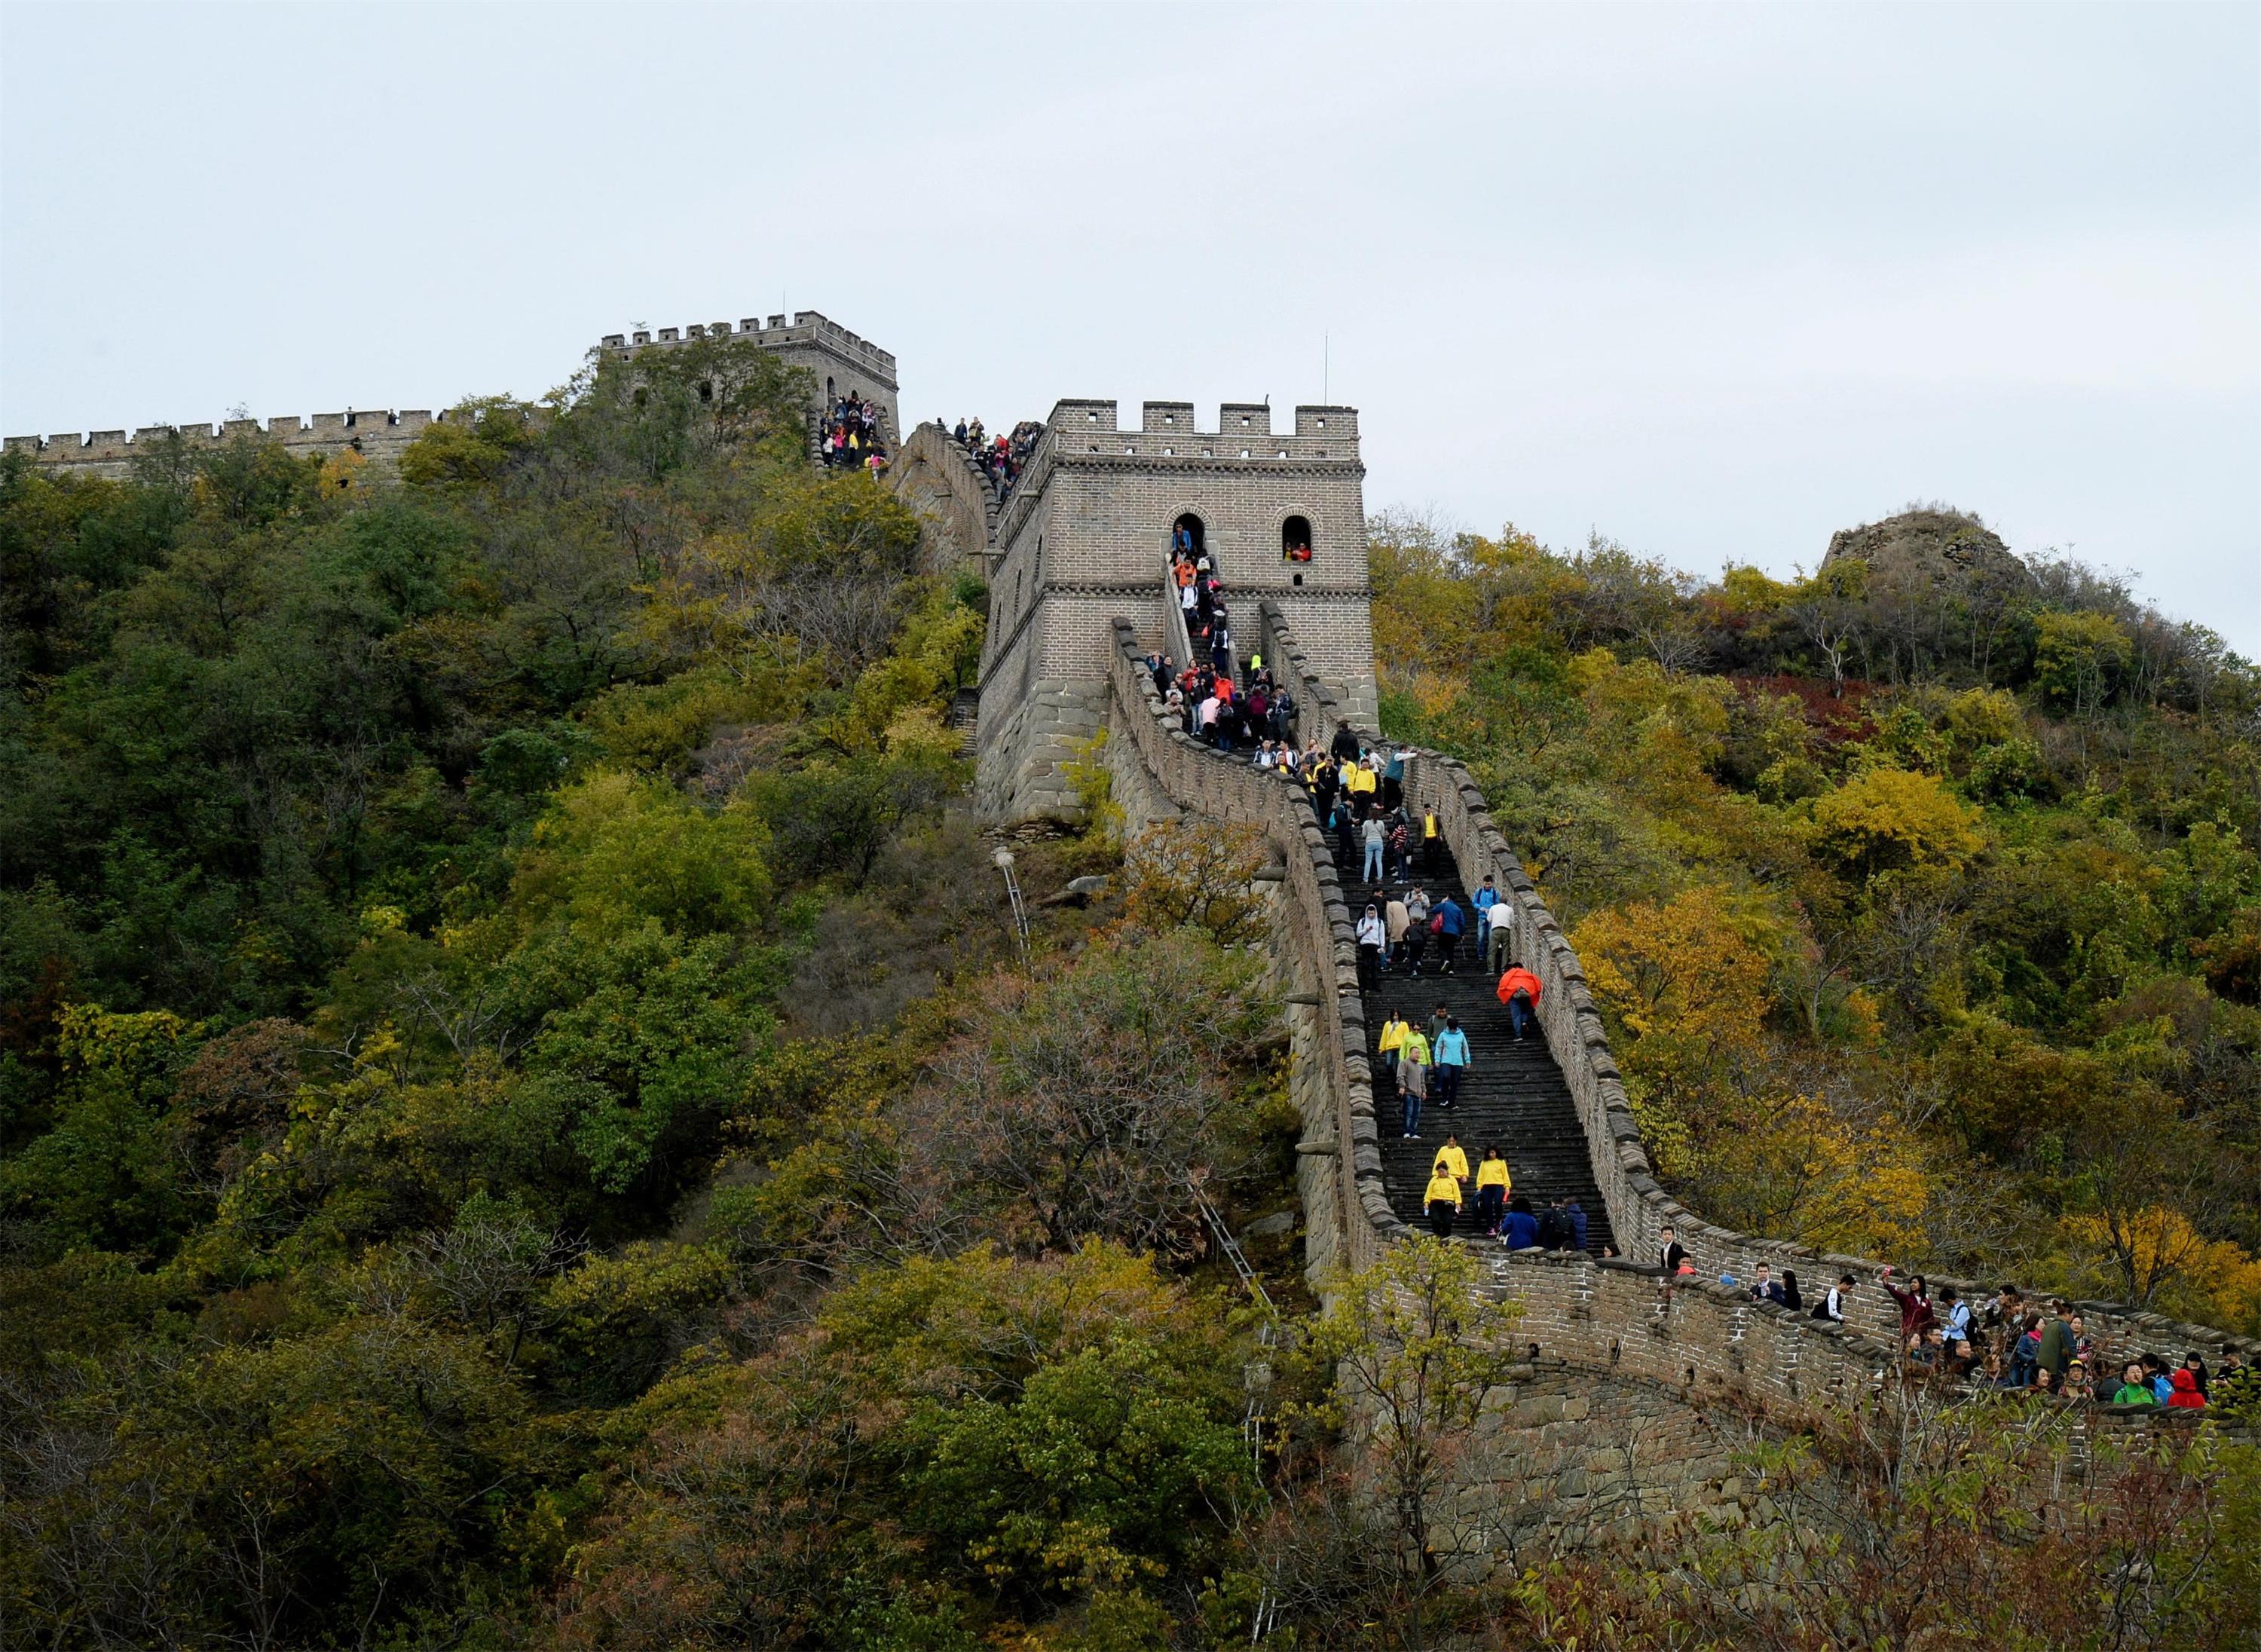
[1822, 508, 2029, 591]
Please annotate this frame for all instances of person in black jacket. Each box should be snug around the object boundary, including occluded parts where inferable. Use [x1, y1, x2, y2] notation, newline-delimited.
[1563, 1197, 1588, 1253]
[1658, 1225, 1689, 1275]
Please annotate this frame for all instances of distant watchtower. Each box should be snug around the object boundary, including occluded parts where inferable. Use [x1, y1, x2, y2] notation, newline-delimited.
[598, 311, 900, 448]
[975, 398, 1375, 821]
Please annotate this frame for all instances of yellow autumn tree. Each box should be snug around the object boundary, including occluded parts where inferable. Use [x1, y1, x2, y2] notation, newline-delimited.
[2061, 1206, 2261, 1333]
[1571, 886, 1775, 1175]
[1810, 766, 1986, 880]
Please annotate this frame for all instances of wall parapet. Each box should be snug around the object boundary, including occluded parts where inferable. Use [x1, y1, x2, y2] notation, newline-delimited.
[1106, 619, 1406, 1269]
[1250, 604, 2261, 1379]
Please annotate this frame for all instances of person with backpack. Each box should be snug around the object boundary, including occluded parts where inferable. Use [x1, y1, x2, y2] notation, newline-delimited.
[1937, 1285, 1972, 1347]
[1471, 874, 1501, 959]
[1432, 894, 1466, 974]
[1431, 1015, 1470, 1112]
[1496, 963, 1543, 1039]
[1816, 1273, 1854, 1323]
[1535, 1202, 1565, 1250]
[1403, 888, 1431, 977]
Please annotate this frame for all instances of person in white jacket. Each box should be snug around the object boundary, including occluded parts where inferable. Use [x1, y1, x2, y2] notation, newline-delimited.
[1356, 903, 1387, 991]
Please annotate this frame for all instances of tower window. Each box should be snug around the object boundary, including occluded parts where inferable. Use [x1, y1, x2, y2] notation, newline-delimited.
[1283, 514, 1313, 563]
[698, 381, 714, 402]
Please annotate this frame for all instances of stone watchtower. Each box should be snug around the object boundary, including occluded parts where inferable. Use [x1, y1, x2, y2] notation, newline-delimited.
[598, 311, 900, 448]
[975, 398, 1375, 820]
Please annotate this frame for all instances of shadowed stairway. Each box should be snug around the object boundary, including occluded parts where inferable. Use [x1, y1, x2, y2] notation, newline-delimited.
[1332, 833, 1618, 1252]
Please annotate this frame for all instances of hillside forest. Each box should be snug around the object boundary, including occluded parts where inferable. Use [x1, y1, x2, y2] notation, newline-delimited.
[1, 335, 2256, 1650]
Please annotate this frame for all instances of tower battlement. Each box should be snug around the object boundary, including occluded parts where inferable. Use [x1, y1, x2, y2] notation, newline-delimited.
[598, 309, 895, 380]
[973, 391, 1376, 821]
[598, 308, 900, 445]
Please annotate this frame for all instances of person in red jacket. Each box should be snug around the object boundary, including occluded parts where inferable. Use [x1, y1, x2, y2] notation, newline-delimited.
[2166, 1368, 2207, 1409]
[1496, 965, 1543, 1040]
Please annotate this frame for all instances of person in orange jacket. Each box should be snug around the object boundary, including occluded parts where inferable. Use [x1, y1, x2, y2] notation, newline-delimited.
[1496, 964, 1543, 1040]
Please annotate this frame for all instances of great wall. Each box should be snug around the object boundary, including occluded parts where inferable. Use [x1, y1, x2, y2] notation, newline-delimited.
[904, 384, 2259, 1563]
[15, 312, 2251, 1565]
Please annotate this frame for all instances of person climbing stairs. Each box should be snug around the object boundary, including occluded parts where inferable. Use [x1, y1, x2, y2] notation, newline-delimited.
[1337, 834, 1617, 1251]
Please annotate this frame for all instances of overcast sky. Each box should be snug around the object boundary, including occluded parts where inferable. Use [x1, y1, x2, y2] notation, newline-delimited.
[5, 2, 2255, 652]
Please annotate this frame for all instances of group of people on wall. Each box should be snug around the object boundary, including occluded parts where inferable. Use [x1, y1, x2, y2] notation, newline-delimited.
[949, 416, 1042, 499]
[1643, 1230, 2251, 1407]
[821, 395, 888, 475]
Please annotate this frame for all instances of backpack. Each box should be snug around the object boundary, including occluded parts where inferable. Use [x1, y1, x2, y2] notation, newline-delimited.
[1428, 910, 1446, 936]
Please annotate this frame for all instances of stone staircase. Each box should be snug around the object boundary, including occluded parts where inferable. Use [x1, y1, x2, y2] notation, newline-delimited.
[1332, 836, 1617, 1253]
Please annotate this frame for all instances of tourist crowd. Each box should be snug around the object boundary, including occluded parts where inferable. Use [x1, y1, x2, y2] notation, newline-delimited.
[951, 416, 1042, 498]
[1148, 545, 2253, 1415]
[821, 396, 888, 475]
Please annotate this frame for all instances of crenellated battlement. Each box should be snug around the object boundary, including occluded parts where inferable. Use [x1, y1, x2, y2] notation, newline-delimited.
[598, 309, 896, 380]
[1043, 397, 1359, 452]
[4, 407, 470, 481]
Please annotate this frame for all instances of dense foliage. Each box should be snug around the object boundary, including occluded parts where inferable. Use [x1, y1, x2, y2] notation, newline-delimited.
[2, 352, 2253, 1650]
[1369, 513, 2261, 1332]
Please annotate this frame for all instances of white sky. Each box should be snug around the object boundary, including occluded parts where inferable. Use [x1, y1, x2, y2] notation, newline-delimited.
[5, 2, 2256, 653]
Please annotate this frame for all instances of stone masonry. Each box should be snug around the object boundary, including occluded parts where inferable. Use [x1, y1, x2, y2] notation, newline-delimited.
[976, 398, 1375, 820]
[9, 306, 896, 484]
[599, 310, 900, 450]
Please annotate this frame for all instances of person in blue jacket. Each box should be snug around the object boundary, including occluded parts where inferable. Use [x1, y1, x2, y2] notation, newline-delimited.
[1562, 1196, 1589, 1253]
[1502, 1196, 1540, 1250]
[1432, 895, 1467, 976]
[1430, 1014, 1470, 1111]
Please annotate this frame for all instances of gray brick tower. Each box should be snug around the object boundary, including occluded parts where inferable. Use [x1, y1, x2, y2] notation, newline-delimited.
[975, 397, 1375, 820]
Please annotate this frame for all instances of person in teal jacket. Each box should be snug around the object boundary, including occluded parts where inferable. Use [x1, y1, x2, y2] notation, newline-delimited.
[1431, 1015, 1470, 1111]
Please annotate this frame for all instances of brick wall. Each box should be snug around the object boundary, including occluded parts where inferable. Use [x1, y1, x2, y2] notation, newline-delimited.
[1251, 606, 2261, 1379]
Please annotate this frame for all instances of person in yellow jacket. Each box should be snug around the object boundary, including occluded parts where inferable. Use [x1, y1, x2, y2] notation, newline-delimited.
[1424, 1163, 1462, 1237]
[1435, 1133, 1470, 1185]
[1421, 803, 1443, 874]
[1377, 1011, 1409, 1081]
[1475, 1147, 1511, 1234]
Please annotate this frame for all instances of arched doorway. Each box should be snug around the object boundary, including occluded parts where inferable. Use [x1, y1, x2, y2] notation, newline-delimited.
[1282, 514, 1313, 563]
[1172, 512, 1207, 561]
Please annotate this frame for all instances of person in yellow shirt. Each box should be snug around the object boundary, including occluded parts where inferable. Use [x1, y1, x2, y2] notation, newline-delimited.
[1475, 1146, 1511, 1234]
[1348, 761, 1378, 801]
[1377, 1011, 1409, 1082]
[1424, 1163, 1462, 1237]
[1435, 1133, 1470, 1185]
[1421, 804, 1443, 874]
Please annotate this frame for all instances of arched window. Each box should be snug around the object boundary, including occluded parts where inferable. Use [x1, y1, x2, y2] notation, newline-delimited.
[1282, 514, 1314, 563]
[1171, 512, 1207, 560]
